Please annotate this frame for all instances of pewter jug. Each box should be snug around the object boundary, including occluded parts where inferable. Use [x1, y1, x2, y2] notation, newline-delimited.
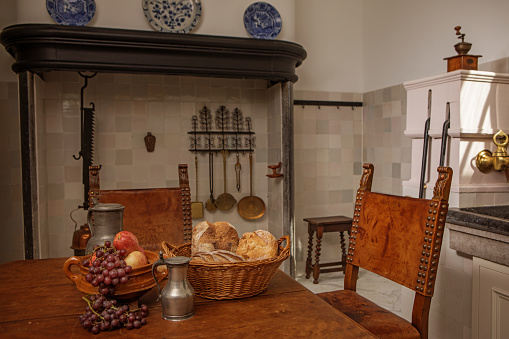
[85, 203, 124, 254]
[152, 252, 195, 321]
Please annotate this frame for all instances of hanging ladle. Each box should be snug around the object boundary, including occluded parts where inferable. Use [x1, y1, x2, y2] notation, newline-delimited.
[216, 150, 237, 211]
[205, 152, 217, 212]
[191, 154, 204, 218]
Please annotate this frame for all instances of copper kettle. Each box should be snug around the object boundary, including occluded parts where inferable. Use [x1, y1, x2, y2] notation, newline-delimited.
[71, 223, 91, 256]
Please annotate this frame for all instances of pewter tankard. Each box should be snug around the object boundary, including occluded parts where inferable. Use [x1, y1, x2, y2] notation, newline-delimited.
[152, 252, 195, 321]
[85, 203, 124, 254]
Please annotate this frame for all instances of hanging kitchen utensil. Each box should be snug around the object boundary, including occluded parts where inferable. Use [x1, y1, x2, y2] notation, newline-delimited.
[198, 106, 216, 213]
[73, 71, 98, 210]
[191, 155, 204, 218]
[235, 153, 241, 191]
[232, 108, 244, 192]
[237, 152, 265, 220]
[216, 150, 237, 211]
[205, 152, 217, 212]
[214, 105, 236, 211]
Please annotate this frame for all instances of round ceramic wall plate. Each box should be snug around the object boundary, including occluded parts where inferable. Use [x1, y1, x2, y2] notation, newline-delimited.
[46, 0, 96, 26]
[243, 2, 282, 39]
[142, 0, 202, 33]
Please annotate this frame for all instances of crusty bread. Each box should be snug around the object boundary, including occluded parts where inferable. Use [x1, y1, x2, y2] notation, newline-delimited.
[191, 221, 215, 254]
[191, 221, 239, 255]
[191, 249, 245, 263]
[236, 230, 278, 261]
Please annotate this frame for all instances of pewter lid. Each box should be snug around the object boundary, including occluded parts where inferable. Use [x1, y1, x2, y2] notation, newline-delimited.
[164, 256, 192, 266]
[90, 203, 125, 212]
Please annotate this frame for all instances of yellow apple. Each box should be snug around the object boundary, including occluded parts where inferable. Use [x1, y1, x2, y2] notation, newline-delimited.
[124, 250, 147, 268]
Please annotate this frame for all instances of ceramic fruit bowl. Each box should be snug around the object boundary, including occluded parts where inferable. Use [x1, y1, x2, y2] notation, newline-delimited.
[63, 250, 166, 300]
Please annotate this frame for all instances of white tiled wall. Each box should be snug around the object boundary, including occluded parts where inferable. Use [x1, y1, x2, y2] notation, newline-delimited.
[363, 84, 411, 195]
[11, 72, 272, 259]
[0, 77, 413, 274]
[292, 90, 364, 275]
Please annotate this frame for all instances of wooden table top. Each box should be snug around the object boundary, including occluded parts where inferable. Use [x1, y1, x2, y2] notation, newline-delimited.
[0, 258, 375, 338]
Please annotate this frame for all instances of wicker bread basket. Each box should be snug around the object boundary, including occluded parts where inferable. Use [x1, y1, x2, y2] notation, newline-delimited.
[161, 235, 290, 300]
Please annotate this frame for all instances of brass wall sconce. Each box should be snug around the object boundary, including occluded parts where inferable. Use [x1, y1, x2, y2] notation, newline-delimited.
[476, 130, 509, 178]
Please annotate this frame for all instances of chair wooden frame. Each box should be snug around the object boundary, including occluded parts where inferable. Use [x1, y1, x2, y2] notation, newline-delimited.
[87, 164, 192, 251]
[318, 163, 453, 339]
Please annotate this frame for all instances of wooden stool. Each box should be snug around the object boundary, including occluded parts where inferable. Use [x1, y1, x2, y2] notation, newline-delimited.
[304, 216, 353, 284]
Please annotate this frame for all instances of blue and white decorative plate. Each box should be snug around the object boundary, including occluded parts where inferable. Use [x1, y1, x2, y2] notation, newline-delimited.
[243, 2, 282, 40]
[142, 0, 202, 33]
[46, 0, 96, 26]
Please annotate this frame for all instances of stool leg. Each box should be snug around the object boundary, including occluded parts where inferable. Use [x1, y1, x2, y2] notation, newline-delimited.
[340, 231, 347, 274]
[305, 227, 314, 279]
[313, 227, 323, 284]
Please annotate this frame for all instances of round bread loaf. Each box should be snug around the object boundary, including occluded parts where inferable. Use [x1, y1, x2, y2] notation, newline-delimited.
[191, 221, 239, 255]
[191, 249, 245, 263]
[236, 230, 278, 261]
[191, 221, 215, 254]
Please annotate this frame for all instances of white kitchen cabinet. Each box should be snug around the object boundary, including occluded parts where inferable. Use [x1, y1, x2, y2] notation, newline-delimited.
[472, 257, 509, 339]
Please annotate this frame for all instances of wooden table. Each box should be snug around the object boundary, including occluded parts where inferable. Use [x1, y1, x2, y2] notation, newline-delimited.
[0, 258, 375, 338]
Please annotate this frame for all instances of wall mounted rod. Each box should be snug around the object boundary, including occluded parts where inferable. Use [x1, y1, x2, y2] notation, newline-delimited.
[439, 102, 451, 167]
[294, 100, 363, 108]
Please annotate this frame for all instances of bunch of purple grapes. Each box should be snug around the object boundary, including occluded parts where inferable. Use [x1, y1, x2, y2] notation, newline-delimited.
[82, 241, 133, 295]
[79, 294, 149, 334]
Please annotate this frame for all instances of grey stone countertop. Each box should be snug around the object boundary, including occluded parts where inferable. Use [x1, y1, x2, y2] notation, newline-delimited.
[447, 205, 509, 237]
[447, 205, 509, 266]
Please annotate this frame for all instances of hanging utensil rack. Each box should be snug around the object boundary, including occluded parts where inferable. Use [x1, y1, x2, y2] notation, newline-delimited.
[188, 106, 256, 154]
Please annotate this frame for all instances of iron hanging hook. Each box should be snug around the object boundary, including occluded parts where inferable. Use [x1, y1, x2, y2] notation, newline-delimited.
[73, 72, 97, 160]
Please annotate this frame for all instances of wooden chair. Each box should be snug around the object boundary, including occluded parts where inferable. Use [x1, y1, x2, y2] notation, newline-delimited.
[88, 164, 192, 252]
[317, 163, 453, 339]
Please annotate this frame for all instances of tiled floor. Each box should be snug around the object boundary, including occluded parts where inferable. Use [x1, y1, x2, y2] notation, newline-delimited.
[295, 269, 403, 317]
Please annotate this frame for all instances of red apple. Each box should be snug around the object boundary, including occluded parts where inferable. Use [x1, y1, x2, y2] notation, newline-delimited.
[124, 250, 148, 268]
[113, 231, 140, 255]
[136, 245, 146, 256]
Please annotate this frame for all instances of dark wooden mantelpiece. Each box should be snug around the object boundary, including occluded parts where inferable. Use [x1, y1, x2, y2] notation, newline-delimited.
[1, 24, 306, 82]
[1, 24, 305, 265]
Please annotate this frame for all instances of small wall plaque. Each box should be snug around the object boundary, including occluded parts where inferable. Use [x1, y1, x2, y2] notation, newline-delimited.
[144, 132, 156, 152]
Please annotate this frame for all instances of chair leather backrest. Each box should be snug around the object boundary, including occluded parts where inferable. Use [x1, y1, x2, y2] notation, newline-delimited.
[348, 164, 452, 297]
[88, 164, 192, 252]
